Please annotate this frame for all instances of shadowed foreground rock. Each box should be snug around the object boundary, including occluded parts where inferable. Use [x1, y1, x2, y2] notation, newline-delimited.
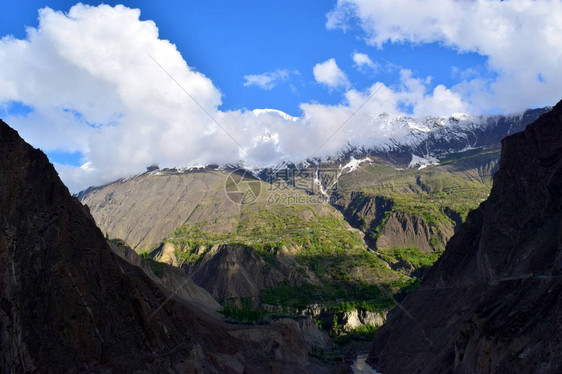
[369, 101, 562, 374]
[0, 120, 334, 373]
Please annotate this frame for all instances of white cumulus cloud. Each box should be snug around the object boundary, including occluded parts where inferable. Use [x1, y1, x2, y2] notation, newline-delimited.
[243, 69, 298, 90]
[327, 0, 562, 113]
[352, 52, 378, 72]
[0, 4, 226, 190]
[313, 58, 350, 89]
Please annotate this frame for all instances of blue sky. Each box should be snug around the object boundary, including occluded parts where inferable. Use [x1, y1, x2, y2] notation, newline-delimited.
[0, 1, 559, 191]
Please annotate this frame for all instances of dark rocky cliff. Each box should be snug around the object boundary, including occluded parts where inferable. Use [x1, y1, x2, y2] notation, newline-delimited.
[368, 101, 562, 373]
[108, 241, 222, 312]
[188, 244, 287, 304]
[0, 120, 333, 373]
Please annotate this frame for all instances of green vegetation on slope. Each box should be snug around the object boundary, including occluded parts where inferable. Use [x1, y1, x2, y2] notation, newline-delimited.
[379, 248, 444, 269]
[168, 204, 365, 254]
[338, 149, 490, 221]
[347, 167, 489, 222]
[334, 152, 494, 253]
[160, 150, 495, 337]
[261, 280, 396, 312]
[168, 203, 403, 280]
[219, 298, 271, 324]
[139, 251, 165, 277]
[332, 325, 379, 345]
[165, 201, 411, 332]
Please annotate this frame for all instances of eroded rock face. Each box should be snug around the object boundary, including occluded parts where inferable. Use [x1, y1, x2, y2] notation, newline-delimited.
[368, 101, 562, 374]
[187, 244, 287, 303]
[335, 192, 394, 234]
[302, 306, 387, 336]
[375, 211, 453, 252]
[335, 192, 454, 252]
[153, 242, 180, 266]
[341, 310, 385, 333]
[0, 120, 336, 373]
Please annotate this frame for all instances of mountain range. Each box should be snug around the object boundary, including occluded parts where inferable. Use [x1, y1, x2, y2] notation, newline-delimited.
[76, 106, 550, 339]
[2, 101, 560, 372]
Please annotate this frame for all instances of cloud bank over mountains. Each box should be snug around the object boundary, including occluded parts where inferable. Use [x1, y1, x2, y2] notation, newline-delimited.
[0, 3, 560, 191]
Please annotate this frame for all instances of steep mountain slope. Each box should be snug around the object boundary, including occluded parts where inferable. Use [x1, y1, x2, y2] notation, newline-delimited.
[260, 108, 547, 259]
[163, 202, 405, 307]
[334, 148, 496, 258]
[333, 155, 492, 251]
[368, 100, 562, 373]
[80, 168, 410, 339]
[75, 106, 550, 338]
[0, 120, 337, 373]
[108, 241, 221, 312]
[79, 168, 242, 252]
[80, 108, 547, 261]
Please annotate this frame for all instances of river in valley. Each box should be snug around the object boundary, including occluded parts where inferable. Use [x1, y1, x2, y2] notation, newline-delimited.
[351, 353, 381, 374]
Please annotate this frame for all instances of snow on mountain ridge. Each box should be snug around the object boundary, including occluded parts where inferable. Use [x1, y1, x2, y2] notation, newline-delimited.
[409, 154, 439, 170]
[341, 156, 371, 174]
[77, 108, 548, 194]
[252, 108, 299, 122]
